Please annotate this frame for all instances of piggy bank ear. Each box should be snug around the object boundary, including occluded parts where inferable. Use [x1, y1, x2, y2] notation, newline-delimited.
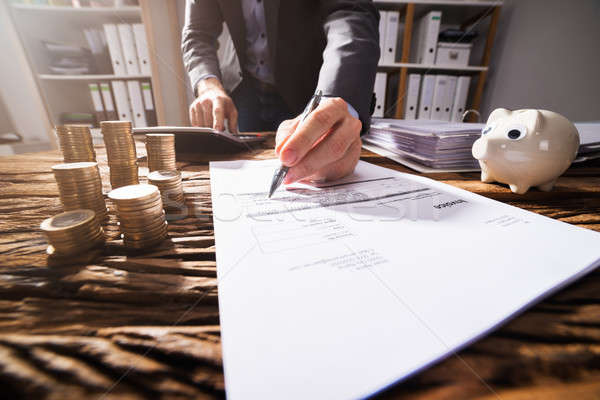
[519, 109, 544, 131]
[487, 108, 511, 124]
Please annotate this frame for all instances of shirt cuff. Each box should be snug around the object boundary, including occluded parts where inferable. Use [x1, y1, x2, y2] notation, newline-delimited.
[194, 74, 219, 96]
[346, 101, 359, 120]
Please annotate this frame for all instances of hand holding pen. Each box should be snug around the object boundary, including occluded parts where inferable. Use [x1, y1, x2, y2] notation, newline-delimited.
[268, 91, 363, 197]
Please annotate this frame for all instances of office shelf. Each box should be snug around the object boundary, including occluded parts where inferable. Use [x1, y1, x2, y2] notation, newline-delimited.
[11, 3, 141, 17]
[377, 63, 488, 72]
[375, 1, 502, 118]
[39, 74, 151, 81]
[8, 1, 148, 128]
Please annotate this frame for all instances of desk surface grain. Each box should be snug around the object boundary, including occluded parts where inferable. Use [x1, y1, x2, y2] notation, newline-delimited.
[1, 138, 600, 400]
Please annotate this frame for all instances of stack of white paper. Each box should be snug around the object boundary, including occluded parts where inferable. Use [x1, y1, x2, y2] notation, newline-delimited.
[364, 118, 484, 171]
[574, 122, 600, 162]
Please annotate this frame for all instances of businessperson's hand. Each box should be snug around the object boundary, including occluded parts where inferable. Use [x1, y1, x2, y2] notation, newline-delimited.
[190, 77, 238, 132]
[275, 97, 362, 184]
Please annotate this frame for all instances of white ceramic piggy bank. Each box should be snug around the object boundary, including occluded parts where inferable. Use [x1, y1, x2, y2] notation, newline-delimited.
[471, 108, 579, 194]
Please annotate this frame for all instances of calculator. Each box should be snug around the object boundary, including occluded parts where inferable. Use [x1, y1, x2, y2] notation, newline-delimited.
[133, 126, 267, 155]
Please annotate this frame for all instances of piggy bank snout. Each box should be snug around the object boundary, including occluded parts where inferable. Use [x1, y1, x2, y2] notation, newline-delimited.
[472, 138, 490, 160]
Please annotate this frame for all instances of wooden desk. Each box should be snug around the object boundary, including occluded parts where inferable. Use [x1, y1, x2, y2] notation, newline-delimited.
[1, 139, 600, 399]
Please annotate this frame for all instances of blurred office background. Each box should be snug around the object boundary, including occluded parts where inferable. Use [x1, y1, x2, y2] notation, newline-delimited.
[0, 0, 598, 154]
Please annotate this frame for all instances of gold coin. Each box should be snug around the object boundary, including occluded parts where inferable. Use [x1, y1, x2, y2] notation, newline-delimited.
[112, 191, 160, 204]
[51, 240, 103, 255]
[108, 184, 160, 202]
[41, 209, 96, 232]
[57, 183, 102, 191]
[119, 205, 165, 217]
[101, 120, 132, 129]
[121, 222, 167, 237]
[123, 227, 168, 241]
[152, 182, 183, 189]
[116, 204, 163, 217]
[119, 218, 166, 233]
[52, 162, 98, 171]
[47, 229, 104, 246]
[50, 224, 104, 240]
[148, 170, 180, 181]
[56, 178, 102, 187]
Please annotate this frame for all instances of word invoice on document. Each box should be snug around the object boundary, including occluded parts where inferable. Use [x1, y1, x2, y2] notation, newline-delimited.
[209, 159, 600, 400]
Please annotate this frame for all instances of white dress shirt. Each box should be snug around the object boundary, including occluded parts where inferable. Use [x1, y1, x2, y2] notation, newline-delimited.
[241, 0, 275, 85]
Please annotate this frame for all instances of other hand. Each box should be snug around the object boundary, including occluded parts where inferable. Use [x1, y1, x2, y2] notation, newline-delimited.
[275, 97, 362, 184]
[189, 77, 238, 132]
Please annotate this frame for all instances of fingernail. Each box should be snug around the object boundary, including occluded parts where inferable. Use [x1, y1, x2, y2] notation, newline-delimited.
[281, 149, 297, 165]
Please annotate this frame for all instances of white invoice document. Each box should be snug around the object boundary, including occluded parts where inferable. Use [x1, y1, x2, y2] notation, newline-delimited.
[210, 159, 600, 400]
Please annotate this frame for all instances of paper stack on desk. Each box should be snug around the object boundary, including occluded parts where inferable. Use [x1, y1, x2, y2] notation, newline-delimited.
[364, 118, 484, 172]
[574, 122, 600, 162]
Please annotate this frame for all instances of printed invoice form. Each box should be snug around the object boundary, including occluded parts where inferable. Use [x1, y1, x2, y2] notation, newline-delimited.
[210, 159, 600, 400]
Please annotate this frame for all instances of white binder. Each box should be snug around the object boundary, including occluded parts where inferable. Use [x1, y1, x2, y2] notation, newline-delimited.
[87, 83, 106, 124]
[117, 24, 141, 75]
[403, 74, 421, 120]
[111, 80, 133, 122]
[141, 81, 157, 126]
[378, 11, 387, 64]
[103, 24, 127, 75]
[127, 80, 148, 128]
[383, 11, 400, 64]
[412, 11, 442, 65]
[431, 75, 448, 121]
[417, 74, 435, 119]
[132, 23, 151, 76]
[441, 75, 457, 121]
[99, 82, 118, 120]
[373, 72, 387, 118]
[451, 76, 471, 122]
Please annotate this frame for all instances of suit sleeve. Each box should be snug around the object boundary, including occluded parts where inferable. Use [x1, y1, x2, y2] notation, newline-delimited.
[181, 0, 225, 95]
[317, 0, 380, 134]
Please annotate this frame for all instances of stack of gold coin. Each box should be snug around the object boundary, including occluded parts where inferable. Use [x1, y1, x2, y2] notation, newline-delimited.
[108, 184, 168, 249]
[145, 133, 176, 171]
[52, 162, 108, 223]
[100, 121, 139, 189]
[55, 124, 96, 162]
[41, 209, 105, 256]
[147, 170, 185, 210]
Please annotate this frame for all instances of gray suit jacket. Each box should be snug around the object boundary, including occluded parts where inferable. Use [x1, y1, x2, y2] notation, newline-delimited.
[182, 0, 380, 131]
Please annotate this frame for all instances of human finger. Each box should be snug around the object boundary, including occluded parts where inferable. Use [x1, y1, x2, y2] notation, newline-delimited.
[189, 104, 197, 126]
[200, 98, 213, 128]
[279, 97, 348, 166]
[300, 137, 362, 183]
[212, 98, 225, 131]
[227, 101, 238, 133]
[194, 103, 205, 127]
[284, 116, 361, 184]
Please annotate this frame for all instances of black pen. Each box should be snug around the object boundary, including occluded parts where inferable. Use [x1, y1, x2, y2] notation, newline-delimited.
[267, 90, 323, 198]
